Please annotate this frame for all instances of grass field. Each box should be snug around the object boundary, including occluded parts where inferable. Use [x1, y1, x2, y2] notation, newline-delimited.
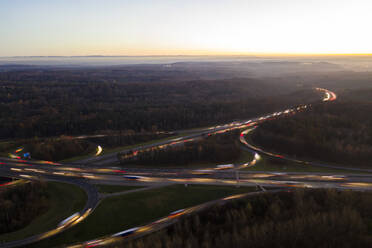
[95, 184, 144, 194]
[0, 182, 87, 243]
[30, 184, 257, 247]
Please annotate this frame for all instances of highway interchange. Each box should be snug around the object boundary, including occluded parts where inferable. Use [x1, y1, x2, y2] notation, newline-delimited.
[1, 87, 371, 248]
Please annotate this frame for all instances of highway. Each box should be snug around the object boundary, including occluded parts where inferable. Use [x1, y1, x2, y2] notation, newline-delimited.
[2, 87, 372, 247]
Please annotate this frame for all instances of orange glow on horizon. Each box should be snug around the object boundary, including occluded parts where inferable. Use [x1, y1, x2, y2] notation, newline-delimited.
[18, 52, 372, 57]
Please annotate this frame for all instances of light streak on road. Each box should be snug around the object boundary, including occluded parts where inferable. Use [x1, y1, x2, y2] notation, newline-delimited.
[58, 213, 80, 227]
[19, 174, 35, 179]
[73, 208, 92, 225]
[14, 147, 24, 153]
[316, 88, 337, 102]
[341, 182, 372, 188]
[223, 193, 246, 201]
[95, 146, 103, 156]
[0, 179, 27, 187]
[8, 153, 21, 159]
[191, 169, 213, 175]
[24, 168, 46, 173]
[39, 160, 61, 165]
[39, 208, 93, 242]
[248, 173, 273, 178]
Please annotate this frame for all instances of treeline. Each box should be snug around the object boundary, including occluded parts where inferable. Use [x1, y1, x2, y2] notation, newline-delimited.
[26, 138, 95, 161]
[121, 189, 372, 248]
[0, 181, 49, 235]
[252, 98, 372, 168]
[20, 132, 169, 161]
[118, 130, 242, 166]
[0, 66, 320, 139]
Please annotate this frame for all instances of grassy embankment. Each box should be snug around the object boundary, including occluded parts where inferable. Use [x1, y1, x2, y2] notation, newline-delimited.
[30, 184, 257, 247]
[0, 182, 86, 243]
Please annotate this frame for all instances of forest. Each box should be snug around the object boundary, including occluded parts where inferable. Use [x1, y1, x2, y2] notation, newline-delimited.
[121, 189, 372, 248]
[0, 66, 322, 140]
[252, 89, 372, 168]
[118, 130, 242, 166]
[0, 181, 49, 235]
[1, 63, 370, 162]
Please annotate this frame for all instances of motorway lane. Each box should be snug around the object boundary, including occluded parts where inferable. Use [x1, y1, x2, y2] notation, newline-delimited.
[3, 150, 372, 192]
[5, 149, 372, 187]
[3, 160, 372, 191]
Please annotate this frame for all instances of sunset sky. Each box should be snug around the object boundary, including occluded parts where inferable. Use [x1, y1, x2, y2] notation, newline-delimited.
[1, 0, 372, 56]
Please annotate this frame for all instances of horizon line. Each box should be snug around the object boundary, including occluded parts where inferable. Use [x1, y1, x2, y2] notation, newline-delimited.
[2, 53, 372, 58]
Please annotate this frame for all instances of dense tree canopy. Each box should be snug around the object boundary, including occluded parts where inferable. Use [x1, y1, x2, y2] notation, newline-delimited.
[122, 189, 372, 248]
[0, 181, 49, 235]
[0, 67, 320, 139]
[252, 90, 372, 168]
[119, 130, 242, 166]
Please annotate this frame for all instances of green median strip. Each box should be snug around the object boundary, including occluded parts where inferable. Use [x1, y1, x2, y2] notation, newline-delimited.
[29, 184, 257, 248]
[0, 182, 87, 243]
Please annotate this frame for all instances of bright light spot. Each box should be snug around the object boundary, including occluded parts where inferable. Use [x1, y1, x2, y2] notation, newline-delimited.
[95, 145, 103, 156]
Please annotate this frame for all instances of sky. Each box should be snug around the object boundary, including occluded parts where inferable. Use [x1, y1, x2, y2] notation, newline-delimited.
[1, 0, 372, 56]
